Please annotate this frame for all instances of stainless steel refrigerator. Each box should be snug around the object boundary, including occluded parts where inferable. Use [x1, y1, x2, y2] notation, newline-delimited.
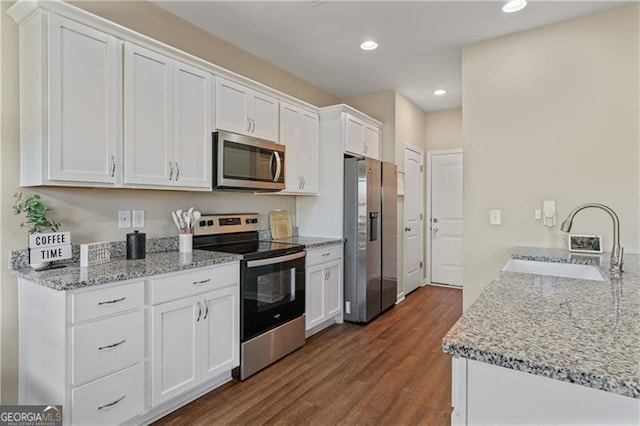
[343, 157, 398, 323]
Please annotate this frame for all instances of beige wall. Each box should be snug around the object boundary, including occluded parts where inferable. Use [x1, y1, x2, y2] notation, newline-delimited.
[425, 108, 462, 152]
[463, 5, 639, 310]
[343, 90, 396, 164]
[0, 1, 338, 402]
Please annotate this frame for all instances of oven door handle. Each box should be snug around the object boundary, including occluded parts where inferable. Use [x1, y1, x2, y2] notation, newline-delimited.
[246, 251, 305, 268]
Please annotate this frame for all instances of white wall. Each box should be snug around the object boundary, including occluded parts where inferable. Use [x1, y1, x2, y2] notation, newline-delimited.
[463, 5, 639, 310]
[425, 108, 462, 152]
[0, 0, 338, 403]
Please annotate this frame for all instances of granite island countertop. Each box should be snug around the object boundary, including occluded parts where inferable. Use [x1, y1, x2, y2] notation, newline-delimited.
[442, 247, 640, 399]
[268, 236, 344, 249]
[11, 250, 241, 291]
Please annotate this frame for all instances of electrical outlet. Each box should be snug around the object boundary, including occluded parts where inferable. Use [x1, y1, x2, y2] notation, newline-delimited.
[118, 210, 131, 229]
[490, 210, 502, 226]
[345, 301, 351, 314]
[132, 210, 145, 228]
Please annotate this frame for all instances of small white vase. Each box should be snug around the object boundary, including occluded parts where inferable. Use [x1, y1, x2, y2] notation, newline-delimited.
[179, 234, 192, 253]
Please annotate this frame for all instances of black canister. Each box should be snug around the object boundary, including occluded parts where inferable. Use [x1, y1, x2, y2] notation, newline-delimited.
[127, 230, 146, 260]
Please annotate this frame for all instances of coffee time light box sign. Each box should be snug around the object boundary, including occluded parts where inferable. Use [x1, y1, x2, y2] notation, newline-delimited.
[29, 232, 72, 264]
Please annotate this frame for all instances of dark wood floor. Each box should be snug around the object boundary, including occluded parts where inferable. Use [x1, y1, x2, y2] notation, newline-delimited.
[154, 285, 462, 426]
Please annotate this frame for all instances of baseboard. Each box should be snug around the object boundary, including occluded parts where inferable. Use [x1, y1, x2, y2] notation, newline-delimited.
[428, 282, 463, 289]
[396, 292, 405, 304]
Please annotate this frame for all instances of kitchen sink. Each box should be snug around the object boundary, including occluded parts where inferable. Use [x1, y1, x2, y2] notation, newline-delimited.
[502, 259, 605, 281]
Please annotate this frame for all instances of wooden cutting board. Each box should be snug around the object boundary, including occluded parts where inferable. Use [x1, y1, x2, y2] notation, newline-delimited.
[269, 210, 292, 239]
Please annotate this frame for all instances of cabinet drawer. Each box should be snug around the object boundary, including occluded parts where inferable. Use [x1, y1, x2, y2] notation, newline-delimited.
[149, 263, 239, 305]
[306, 244, 343, 267]
[72, 281, 144, 323]
[72, 363, 144, 426]
[72, 310, 145, 386]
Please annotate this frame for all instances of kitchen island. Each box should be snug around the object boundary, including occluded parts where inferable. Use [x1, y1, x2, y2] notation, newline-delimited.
[443, 247, 639, 425]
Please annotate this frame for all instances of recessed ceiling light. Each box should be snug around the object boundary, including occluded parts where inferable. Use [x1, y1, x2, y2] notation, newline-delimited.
[360, 40, 378, 51]
[433, 89, 447, 96]
[502, 0, 527, 13]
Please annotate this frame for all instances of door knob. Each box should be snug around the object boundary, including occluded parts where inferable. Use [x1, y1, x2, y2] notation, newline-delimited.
[432, 218, 438, 223]
[405, 227, 411, 232]
[432, 227, 439, 233]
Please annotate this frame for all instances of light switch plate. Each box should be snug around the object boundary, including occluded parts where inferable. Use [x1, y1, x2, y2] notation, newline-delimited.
[490, 210, 502, 225]
[132, 210, 145, 228]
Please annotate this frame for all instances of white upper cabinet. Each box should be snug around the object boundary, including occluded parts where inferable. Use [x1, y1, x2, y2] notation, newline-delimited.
[344, 112, 380, 160]
[279, 103, 319, 195]
[124, 43, 212, 189]
[215, 77, 279, 142]
[19, 13, 121, 186]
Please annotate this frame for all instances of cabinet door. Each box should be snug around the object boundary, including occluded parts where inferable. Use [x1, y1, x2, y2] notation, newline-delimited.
[305, 265, 326, 330]
[151, 296, 201, 406]
[363, 125, 380, 160]
[215, 78, 250, 135]
[344, 114, 364, 155]
[201, 286, 239, 381]
[48, 15, 120, 183]
[173, 63, 212, 188]
[251, 92, 279, 141]
[299, 111, 319, 194]
[324, 261, 342, 319]
[280, 103, 300, 192]
[124, 43, 173, 186]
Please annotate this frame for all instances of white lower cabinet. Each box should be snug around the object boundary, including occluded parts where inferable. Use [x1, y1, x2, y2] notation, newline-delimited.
[151, 285, 239, 407]
[305, 244, 343, 336]
[452, 357, 640, 426]
[18, 261, 240, 425]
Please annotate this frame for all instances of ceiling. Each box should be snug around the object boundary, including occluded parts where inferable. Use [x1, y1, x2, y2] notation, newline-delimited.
[155, 1, 633, 112]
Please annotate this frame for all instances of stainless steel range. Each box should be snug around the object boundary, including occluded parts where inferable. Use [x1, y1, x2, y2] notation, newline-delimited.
[193, 213, 305, 380]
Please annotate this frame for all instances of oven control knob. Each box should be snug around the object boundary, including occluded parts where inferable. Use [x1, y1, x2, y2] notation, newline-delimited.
[207, 220, 214, 226]
[199, 220, 206, 227]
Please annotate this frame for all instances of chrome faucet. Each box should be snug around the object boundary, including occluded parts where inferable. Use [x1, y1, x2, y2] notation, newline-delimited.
[560, 203, 623, 274]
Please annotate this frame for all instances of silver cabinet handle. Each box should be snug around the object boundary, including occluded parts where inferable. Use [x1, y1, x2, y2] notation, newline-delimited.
[299, 177, 302, 190]
[175, 162, 180, 181]
[196, 301, 202, 322]
[327, 269, 331, 280]
[322, 252, 331, 257]
[323, 270, 327, 280]
[110, 155, 116, 178]
[193, 278, 211, 285]
[364, 142, 368, 153]
[247, 118, 251, 132]
[98, 297, 125, 305]
[98, 339, 126, 350]
[203, 301, 209, 320]
[169, 161, 174, 181]
[98, 394, 126, 410]
[251, 118, 256, 133]
[301, 177, 305, 190]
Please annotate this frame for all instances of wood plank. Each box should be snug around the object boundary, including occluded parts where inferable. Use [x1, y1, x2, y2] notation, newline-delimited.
[154, 285, 462, 425]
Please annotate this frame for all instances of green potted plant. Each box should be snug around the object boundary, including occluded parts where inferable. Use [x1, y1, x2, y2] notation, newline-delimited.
[13, 193, 62, 270]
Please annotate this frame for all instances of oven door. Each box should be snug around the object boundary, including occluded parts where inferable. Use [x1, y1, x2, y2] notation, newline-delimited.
[241, 251, 305, 341]
[214, 131, 285, 191]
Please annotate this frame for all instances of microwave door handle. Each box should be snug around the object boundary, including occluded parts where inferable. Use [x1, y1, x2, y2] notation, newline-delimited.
[273, 151, 282, 183]
[269, 151, 276, 181]
[246, 251, 305, 268]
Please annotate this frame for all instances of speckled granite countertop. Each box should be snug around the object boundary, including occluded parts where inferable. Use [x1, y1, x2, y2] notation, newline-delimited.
[11, 250, 241, 291]
[268, 236, 344, 249]
[442, 247, 640, 399]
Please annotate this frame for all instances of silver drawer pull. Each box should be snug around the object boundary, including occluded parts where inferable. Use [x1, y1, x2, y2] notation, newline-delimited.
[98, 394, 126, 410]
[98, 339, 126, 350]
[193, 279, 211, 285]
[98, 297, 126, 305]
[322, 252, 331, 257]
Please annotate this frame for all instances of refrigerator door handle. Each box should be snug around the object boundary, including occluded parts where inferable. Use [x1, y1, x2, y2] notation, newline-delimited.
[369, 212, 379, 241]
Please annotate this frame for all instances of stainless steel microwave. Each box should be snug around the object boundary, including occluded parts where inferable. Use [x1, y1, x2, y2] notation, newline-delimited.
[213, 131, 285, 191]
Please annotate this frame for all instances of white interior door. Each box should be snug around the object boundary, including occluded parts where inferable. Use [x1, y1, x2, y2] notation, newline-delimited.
[403, 146, 424, 296]
[429, 150, 463, 287]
